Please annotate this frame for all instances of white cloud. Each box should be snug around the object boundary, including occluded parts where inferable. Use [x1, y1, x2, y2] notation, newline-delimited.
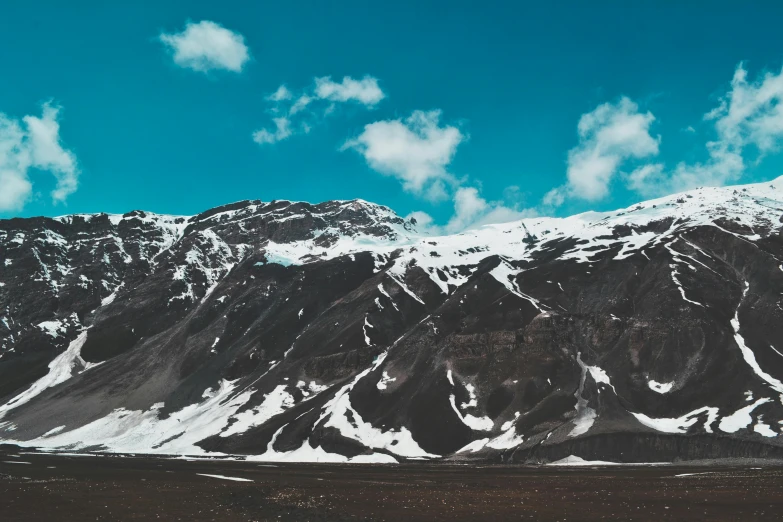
[446, 187, 488, 232]
[289, 95, 313, 115]
[342, 110, 463, 200]
[673, 63, 783, 188]
[405, 210, 435, 230]
[24, 104, 78, 202]
[408, 187, 533, 235]
[266, 85, 292, 102]
[541, 186, 566, 209]
[252, 117, 292, 144]
[0, 169, 32, 212]
[314, 76, 385, 106]
[254, 76, 384, 145]
[0, 102, 79, 212]
[445, 187, 532, 232]
[342, 109, 529, 231]
[708, 64, 783, 154]
[620, 63, 783, 197]
[563, 97, 659, 202]
[160, 20, 249, 73]
[625, 163, 666, 195]
[542, 63, 783, 207]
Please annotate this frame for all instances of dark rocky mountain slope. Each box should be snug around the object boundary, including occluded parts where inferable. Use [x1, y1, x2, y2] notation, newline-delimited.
[1, 179, 783, 464]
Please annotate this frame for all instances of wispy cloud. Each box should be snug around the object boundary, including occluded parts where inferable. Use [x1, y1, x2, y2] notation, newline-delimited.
[548, 61, 783, 206]
[266, 85, 292, 102]
[160, 20, 250, 73]
[253, 75, 384, 145]
[252, 117, 292, 145]
[620, 63, 783, 197]
[0, 102, 79, 212]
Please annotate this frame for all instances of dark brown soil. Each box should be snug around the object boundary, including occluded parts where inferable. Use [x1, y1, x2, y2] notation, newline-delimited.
[1, 450, 783, 521]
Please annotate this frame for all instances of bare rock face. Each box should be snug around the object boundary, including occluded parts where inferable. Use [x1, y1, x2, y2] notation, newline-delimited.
[1, 180, 783, 464]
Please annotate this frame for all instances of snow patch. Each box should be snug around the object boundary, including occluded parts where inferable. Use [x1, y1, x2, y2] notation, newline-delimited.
[0, 331, 90, 419]
[648, 380, 674, 394]
[376, 371, 396, 390]
[719, 398, 771, 434]
[197, 473, 253, 482]
[732, 282, 783, 394]
[220, 385, 295, 438]
[632, 406, 719, 434]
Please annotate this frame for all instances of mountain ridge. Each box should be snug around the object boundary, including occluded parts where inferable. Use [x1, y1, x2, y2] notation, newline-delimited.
[1, 177, 783, 464]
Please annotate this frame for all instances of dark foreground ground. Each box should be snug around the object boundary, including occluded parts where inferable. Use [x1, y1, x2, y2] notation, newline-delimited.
[1, 448, 783, 521]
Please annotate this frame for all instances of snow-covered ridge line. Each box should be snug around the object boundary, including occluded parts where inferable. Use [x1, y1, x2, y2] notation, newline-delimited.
[28, 175, 780, 242]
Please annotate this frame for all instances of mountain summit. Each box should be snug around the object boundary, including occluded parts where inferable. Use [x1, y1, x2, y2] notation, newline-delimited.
[1, 178, 782, 463]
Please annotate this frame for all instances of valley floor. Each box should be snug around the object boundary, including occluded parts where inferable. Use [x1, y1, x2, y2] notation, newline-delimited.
[1, 448, 783, 521]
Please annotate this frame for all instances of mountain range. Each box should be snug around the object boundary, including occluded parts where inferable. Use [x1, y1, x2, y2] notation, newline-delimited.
[1, 177, 783, 464]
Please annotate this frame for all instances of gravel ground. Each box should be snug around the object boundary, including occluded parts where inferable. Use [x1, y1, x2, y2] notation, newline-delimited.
[1, 449, 783, 521]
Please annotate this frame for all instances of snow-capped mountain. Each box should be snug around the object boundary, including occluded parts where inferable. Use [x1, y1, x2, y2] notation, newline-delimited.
[1, 179, 783, 463]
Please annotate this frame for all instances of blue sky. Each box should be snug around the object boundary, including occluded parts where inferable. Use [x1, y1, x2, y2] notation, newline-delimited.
[2, 1, 783, 230]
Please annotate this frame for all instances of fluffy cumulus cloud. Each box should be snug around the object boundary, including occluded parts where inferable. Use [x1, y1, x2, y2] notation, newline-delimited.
[314, 76, 385, 106]
[553, 97, 659, 204]
[0, 103, 78, 212]
[253, 75, 384, 145]
[342, 110, 463, 201]
[343, 108, 531, 231]
[160, 20, 249, 73]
